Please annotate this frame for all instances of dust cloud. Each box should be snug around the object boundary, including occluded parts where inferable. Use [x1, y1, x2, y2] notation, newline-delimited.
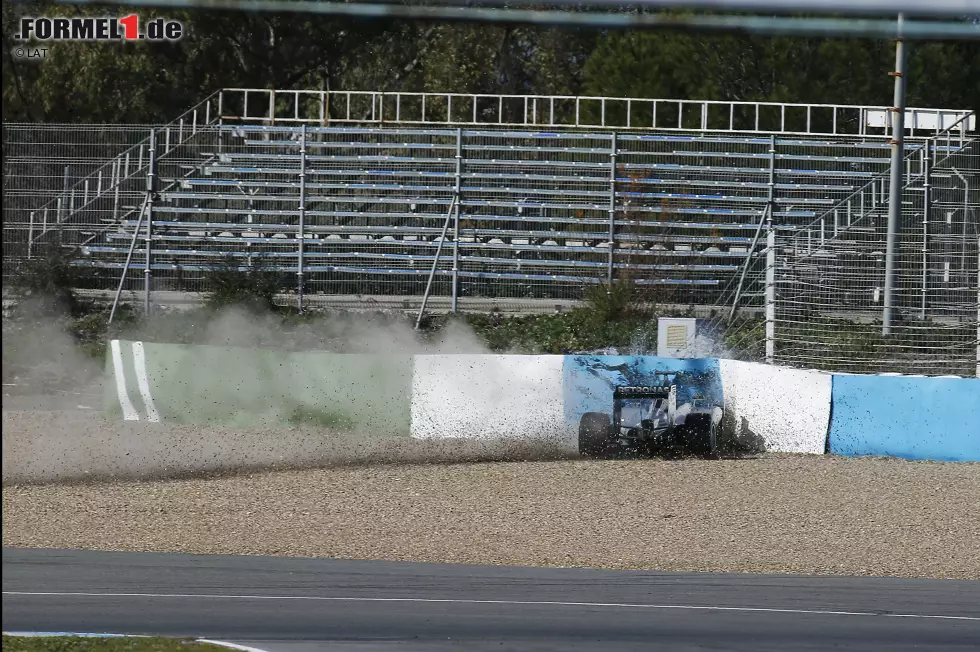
[2, 297, 104, 404]
[2, 298, 571, 484]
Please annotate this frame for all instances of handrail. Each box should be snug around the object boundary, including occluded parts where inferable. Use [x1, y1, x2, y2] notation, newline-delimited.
[213, 88, 976, 137]
[793, 109, 976, 238]
[25, 91, 222, 239]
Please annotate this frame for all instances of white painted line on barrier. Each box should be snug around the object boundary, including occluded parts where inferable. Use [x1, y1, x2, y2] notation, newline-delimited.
[132, 341, 161, 423]
[110, 339, 140, 421]
[3, 591, 977, 622]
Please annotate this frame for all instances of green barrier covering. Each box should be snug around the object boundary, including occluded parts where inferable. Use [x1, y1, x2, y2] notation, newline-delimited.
[104, 339, 412, 435]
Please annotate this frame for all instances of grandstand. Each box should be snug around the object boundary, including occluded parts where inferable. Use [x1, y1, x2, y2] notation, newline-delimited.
[3, 89, 978, 374]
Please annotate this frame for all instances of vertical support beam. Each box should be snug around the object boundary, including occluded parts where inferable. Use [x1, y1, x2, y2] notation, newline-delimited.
[451, 127, 462, 312]
[883, 13, 908, 335]
[764, 134, 777, 365]
[144, 129, 157, 317]
[920, 139, 931, 319]
[607, 131, 617, 285]
[61, 165, 70, 222]
[58, 165, 70, 248]
[962, 177, 970, 284]
[297, 124, 307, 312]
[765, 230, 776, 365]
[27, 211, 35, 259]
[112, 158, 121, 221]
[976, 235, 979, 379]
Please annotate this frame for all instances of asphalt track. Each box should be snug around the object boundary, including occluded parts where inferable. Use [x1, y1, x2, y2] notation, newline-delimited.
[3, 548, 979, 651]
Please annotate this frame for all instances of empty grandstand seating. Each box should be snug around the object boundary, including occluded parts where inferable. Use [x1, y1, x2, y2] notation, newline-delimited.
[6, 89, 976, 310]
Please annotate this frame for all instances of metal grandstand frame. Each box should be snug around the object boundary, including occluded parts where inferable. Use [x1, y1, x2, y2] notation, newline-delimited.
[3, 89, 977, 375]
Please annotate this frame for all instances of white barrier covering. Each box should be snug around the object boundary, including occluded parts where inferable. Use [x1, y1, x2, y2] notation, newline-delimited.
[718, 359, 831, 454]
[410, 354, 569, 448]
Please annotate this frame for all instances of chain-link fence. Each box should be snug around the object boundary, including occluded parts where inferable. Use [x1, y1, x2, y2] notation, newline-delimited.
[717, 135, 979, 376]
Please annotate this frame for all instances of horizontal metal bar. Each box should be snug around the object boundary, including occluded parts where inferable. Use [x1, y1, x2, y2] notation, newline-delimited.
[71, 259, 722, 285]
[52, 1, 980, 41]
[105, 232, 761, 257]
[428, 0, 980, 19]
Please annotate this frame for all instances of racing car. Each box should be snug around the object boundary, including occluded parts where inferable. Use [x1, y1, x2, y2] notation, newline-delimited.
[578, 371, 723, 458]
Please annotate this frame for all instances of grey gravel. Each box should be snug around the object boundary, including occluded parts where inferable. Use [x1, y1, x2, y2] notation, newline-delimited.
[4, 414, 979, 580]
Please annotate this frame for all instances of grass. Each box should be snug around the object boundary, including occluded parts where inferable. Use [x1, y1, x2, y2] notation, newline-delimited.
[1, 635, 233, 651]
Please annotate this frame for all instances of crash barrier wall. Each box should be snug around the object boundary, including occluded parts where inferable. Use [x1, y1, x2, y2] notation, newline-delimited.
[104, 339, 413, 434]
[828, 374, 980, 462]
[718, 360, 831, 455]
[409, 354, 569, 449]
[101, 343, 978, 461]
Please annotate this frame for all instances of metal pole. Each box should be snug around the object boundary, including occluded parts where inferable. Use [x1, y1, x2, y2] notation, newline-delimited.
[962, 177, 970, 284]
[765, 229, 776, 364]
[298, 124, 307, 312]
[109, 194, 149, 325]
[144, 129, 156, 316]
[27, 211, 35, 259]
[608, 131, 617, 285]
[58, 165, 69, 246]
[764, 137, 777, 364]
[920, 138, 931, 318]
[976, 234, 979, 379]
[416, 199, 457, 331]
[451, 127, 462, 312]
[112, 158, 121, 221]
[883, 12, 908, 335]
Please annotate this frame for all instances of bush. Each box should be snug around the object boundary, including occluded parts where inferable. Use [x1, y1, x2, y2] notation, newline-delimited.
[203, 256, 288, 313]
[582, 278, 645, 323]
[7, 244, 92, 317]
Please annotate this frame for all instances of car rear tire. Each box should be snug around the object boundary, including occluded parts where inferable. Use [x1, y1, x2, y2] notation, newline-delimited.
[579, 412, 612, 458]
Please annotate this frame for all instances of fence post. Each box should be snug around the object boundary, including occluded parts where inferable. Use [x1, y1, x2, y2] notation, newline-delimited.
[58, 165, 69, 246]
[920, 138, 931, 319]
[608, 131, 617, 285]
[883, 13, 908, 335]
[27, 212, 35, 259]
[765, 230, 776, 365]
[144, 129, 156, 317]
[112, 158, 121, 221]
[298, 124, 307, 312]
[451, 127, 462, 312]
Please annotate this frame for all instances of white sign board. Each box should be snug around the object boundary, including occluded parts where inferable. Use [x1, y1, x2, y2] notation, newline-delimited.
[657, 317, 698, 358]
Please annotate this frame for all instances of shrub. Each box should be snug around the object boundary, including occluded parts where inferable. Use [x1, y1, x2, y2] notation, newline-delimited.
[203, 255, 288, 313]
[7, 243, 91, 317]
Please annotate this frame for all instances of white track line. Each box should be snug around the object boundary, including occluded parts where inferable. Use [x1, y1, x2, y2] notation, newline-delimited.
[109, 340, 139, 421]
[2, 631, 268, 651]
[3, 591, 977, 621]
[131, 341, 160, 422]
[197, 640, 271, 652]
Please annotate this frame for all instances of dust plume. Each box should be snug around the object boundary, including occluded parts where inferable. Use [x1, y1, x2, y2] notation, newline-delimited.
[2, 300, 573, 483]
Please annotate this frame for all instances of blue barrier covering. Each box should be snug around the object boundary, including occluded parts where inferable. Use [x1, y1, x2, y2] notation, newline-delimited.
[829, 374, 980, 462]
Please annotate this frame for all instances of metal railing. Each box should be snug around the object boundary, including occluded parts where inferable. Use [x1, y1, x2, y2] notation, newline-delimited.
[11, 92, 223, 256]
[214, 88, 977, 137]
